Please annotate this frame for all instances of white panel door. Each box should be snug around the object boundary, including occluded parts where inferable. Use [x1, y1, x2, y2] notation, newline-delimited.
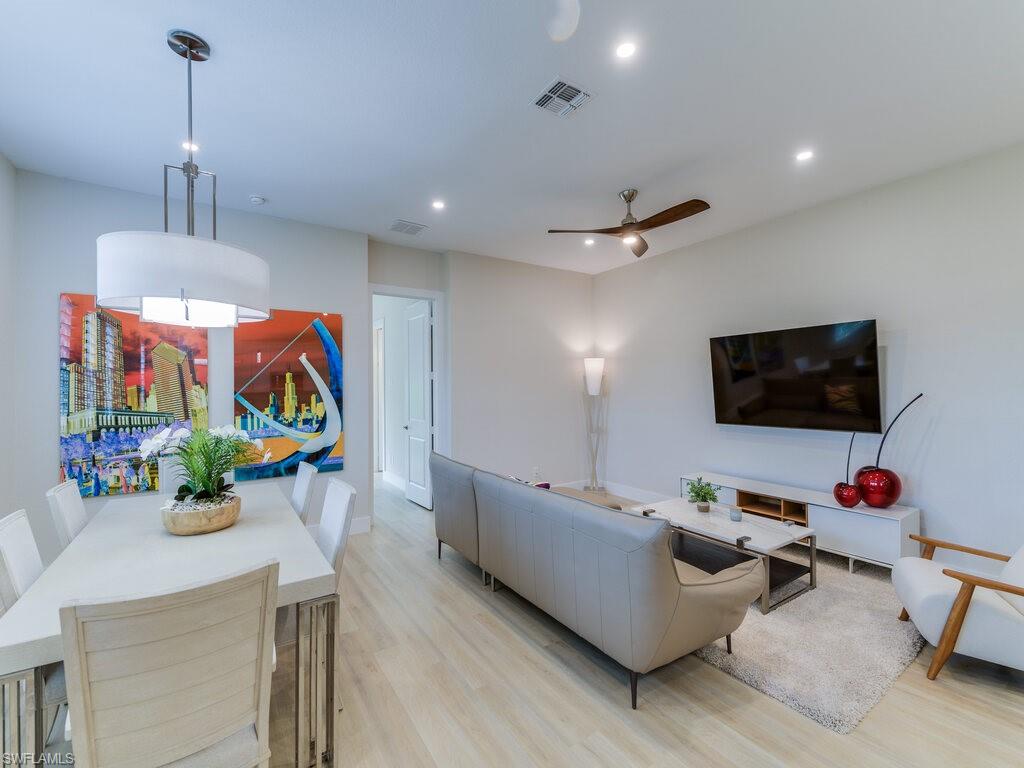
[404, 300, 432, 508]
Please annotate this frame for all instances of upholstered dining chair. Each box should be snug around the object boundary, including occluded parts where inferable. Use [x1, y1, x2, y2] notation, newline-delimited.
[60, 561, 279, 768]
[310, 478, 356, 588]
[290, 461, 318, 524]
[0, 510, 70, 750]
[893, 534, 1024, 679]
[46, 480, 89, 552]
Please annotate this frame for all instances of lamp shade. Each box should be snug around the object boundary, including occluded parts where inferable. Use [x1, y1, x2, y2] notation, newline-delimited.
[97, 231, 270, 327]
[584, 357, 605, 396]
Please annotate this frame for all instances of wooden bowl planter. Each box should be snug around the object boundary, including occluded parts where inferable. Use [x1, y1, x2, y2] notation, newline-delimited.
[162, 494, 241, 536]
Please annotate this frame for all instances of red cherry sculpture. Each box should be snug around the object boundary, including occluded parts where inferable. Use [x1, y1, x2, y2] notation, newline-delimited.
[855, 466, 902, 508]
[833, 482, 862, 508]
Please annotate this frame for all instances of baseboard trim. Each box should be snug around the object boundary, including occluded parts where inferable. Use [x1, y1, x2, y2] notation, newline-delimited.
[382, 470, 405, 491]
[350, 515, 372, 536]
[556, 479, 668, 504]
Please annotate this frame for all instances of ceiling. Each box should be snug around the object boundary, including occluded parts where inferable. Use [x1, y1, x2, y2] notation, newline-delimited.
[3, 1, 1024, 274]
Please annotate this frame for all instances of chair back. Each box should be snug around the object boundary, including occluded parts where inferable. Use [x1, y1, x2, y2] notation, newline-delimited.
[0, 510, 45, 617]
[314, 478, 356, 592]
[46, 480, 88, 551]
[60, 561, 278, 768]
[290, 461, 319, 523]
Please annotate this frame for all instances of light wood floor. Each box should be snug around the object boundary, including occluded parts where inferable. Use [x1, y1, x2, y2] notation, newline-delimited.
[269, 480, 1024, 767]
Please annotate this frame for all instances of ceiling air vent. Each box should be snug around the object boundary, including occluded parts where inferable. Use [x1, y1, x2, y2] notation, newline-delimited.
[534, 79, 591, 117]
[389, 219, 428, 236]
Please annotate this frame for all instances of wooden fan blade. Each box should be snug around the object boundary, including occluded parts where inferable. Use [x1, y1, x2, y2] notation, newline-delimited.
[548, 225, 629, 235]
[629, 234, 649, 258]
[635, 199, 709, 231]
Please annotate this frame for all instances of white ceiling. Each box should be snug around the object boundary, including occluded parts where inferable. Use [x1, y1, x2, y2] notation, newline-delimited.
[3, 1, 1024, 274]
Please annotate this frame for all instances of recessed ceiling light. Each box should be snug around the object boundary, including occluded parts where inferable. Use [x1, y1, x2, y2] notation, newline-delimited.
[584, 238, 595, 246]
[615, 41, 636, 59]
[431, 200, 445, 210]
[622, 235, 638, 245]
[181, 142, 198, 152]
[248, 195, 266, 206]
[795, 149, 814, 162]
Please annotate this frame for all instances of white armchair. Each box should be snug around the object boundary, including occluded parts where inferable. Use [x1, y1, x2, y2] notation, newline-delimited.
[892, 534, 1024, 679]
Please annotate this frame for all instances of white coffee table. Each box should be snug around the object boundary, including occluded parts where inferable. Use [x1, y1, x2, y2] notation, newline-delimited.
[632, 497, 817, 613]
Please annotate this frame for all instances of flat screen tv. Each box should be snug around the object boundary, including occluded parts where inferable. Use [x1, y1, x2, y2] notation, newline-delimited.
[710, 320, 882, 433]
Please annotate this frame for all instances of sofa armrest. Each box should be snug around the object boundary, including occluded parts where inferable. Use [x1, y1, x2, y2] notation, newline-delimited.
[674, 558, 761, 588]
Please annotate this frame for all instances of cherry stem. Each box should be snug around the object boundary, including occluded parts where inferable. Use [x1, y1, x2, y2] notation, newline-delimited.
[845, 432, 856, 484]
[876, 393, 924, 467]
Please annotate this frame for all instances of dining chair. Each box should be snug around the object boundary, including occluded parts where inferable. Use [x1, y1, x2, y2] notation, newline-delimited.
[0, 510, 69, 751]
[310, 477, 357, 589]
[46, 480, 89, 552]
[290, 461, 318, 524]
[60, 561, 279, 768]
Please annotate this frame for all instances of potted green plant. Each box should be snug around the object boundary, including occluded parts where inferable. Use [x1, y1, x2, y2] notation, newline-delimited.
[686, 476, 719, 513]
[143, 426, 265, 535]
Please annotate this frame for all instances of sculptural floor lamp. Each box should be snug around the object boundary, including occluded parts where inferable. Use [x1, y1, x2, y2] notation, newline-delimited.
[583, 358, 606, 492]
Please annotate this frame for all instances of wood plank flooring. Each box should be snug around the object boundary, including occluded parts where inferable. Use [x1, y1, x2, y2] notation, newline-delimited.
[269, 480, 1024, 767]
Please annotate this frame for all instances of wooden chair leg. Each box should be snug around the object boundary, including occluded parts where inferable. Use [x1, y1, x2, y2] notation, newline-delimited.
[726, 634, 732, 654]
[629, 671, 638, 710]
[927, 582, 975, 680]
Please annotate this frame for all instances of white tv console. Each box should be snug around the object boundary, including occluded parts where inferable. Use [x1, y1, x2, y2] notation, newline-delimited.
[681, 472, 920, 571]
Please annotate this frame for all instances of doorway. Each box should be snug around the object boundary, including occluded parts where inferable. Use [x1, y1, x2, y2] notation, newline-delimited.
[370, 288, 448, 510]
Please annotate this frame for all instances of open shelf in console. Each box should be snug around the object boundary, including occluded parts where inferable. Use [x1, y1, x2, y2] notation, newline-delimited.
[735, 490, 807, 524]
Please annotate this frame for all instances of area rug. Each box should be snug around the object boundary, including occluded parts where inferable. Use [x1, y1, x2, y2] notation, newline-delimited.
[695, 548, 925, 733]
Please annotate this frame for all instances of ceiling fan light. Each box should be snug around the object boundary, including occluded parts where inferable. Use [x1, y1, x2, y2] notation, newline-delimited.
[622, 235, 638, 245]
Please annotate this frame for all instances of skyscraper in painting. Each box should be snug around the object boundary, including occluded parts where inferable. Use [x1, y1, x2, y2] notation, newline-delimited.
[58, 293, 209, 497]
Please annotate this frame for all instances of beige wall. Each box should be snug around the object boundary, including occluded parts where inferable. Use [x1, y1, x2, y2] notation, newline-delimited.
[592, 143, 1024, 569]
[368, 239, 445, 292]
[0, 154, 15, 514]
[445, 250, 593, 483]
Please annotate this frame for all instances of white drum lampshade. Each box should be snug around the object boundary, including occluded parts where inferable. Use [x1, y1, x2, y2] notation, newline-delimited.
[583, 357, 605, 396]
[97, 231, 270, 328]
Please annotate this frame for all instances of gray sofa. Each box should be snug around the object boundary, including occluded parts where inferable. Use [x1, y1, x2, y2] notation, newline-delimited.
[430, 452, 764, 708]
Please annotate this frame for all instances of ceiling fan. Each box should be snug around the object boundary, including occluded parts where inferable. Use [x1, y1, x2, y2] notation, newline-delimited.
[548, 189, 710, 257]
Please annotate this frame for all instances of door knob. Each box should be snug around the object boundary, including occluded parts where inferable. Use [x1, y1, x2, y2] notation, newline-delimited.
[403, 425, 409, 430]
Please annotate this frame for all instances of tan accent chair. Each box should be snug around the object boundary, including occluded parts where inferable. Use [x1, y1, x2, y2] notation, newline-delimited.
[430, 453, 484, 581]
[473, 469, 763, 708]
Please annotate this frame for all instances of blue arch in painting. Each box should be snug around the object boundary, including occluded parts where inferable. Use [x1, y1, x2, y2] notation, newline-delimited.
[235, 317, 344, 481]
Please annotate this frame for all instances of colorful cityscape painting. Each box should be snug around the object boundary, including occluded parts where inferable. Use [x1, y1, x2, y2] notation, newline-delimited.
[59, 293, 209, 497]
[233, 309, 344, 480]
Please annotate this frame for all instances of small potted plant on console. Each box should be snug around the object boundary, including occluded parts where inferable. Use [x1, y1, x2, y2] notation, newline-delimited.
[686, 476, 719, 513]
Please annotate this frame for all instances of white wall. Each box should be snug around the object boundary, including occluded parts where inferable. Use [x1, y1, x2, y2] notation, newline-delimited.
[593, 144, 1024, 569]
[368, 240, 445, 293]
[371, 295, 419, 486]
[445, 250, 593, 483]
[12, 172, 371, 561]
[0, 154, 16, 517]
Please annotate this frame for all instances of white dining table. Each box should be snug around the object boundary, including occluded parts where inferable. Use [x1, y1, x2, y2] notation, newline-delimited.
[0, 483, 339, 766]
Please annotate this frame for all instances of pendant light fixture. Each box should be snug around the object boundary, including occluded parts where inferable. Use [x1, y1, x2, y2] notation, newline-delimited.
[96, 30, 270, 328]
